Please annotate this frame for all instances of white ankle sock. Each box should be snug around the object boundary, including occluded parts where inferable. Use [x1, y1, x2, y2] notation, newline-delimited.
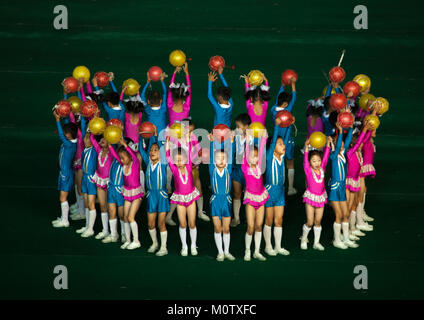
[313, 226, 322, 245]
[233, 199, 241, 221]
[189, 227, 197, 248]
[197, 196, 204, 214]
[160, 231, 167, 249]
[101, 212, 109, 233]
[120, 219, 125, 236]
[130, 221, 139, 242]
[61, 201, 69, 223]
[342, 222, 350, 240]
[223, 233, 230, 254]
[254, 231, 262, 254]
[214, 232, 223, 254]
[274, 226, 282, 250]
[179, 227, 187, 249]
[245, 233, 252, 250]
[263, 225, 272, 248]
[77, 193, 85, 214]
[301, 224, 311, 241]
[288, 169, 295, 190]
[333, 223, 341, 242]
[124, 222, 131, 242]
[149, 228, 158, 245]
[88, 209, 96, 231]
[350, 211, 357, 230]
[85, 208, 90, 228]
[109, 219, 117, 238]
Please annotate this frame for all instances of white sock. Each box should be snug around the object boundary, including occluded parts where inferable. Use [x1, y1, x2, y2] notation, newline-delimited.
[88, 209, 96, 231]
[109, 218, 117, 238]
[333, 223, 341, 243]
[214, 232, 224, 254]
[139, 170, 145, 194]
[85, 208, 90, 228]
[120, 219, 125, 236]
[160, 231, 168, 249]
[350, 211, 357, 230]
[356, 203, 365, 225]
[363, 192, 367, 208]
[179, 227, 187, 249]
[61, 201, 69, 223]
[124, 222, 131, 242]
[263, 224, 272, 249]
[149, 228, 158, 246]
[197, 196, 204, 214]
[288, 169, 295, 190]
[130, 221, 139, 242]
[342, 222, 350, 241]
[301, 224, 311, 242]
[233, 199, 241, 221]
[254, 231, 262, 254]
[313, 226, 322, 245]
[77, 193, 85, 214]
[245, 233, 252, 250]
[274, 226, 282, 250]
[189, 227, 197, 248]
[101, 212, 109, 233]
[223, 233, 230, 254]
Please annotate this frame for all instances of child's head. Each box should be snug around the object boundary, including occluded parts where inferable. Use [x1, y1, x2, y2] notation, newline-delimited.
[217, 87, 232, 104]
[87, 93, 104, 106]
[105, 92, 120, 107]
[214, 149, 228, 169]
[329, 110, 338, 128]
[170, 84, 189, 103]
[147, 90, 162, 107]
[274, 137, 285, 156]
[125, 100, 144, 114]
[172, 147, 188, 169]
[149, 143, 160, 162]
[308, 150, 323, 170]
[277, 91, 292, 108]
[323, 96, 333, 113]
[235, 113, 251, 134]
[63, 123, 78, 140]
[182, 118, 194, 133]
[98, 135, 108, 148]
[117, 138, 135, 165]
[306, 99, 324, 117]
[248, 146, 259, 166]
[244, 87, 271, 104]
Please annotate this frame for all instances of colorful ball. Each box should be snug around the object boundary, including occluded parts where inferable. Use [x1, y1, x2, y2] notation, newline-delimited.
[337, 112, 354, 128]
[138, 121, 156, 138]
[169, 50, 186, 67]
[329, 93, 347, 110]
[249, 122, 266, 138]
[343, 81, 361, 98]
[275, 110, 294, 127]
[88, 117, 106, 135]
[55, 100, 72, 118]
[322, 85, 336, 96]
[62, 77, 79, 92]
[169, 123, 183, 139]
[72, 65, 90, 83]
[107, 118, 124, 130]
[104, 125, 122, 144]
[247, 70, 264, 86]
[329, 66, 346, 83]
[309, 131, 327, 149]
[353, 74, 371, 92]
[212, 124, 231, 142]
[281, 69, 298, 85]
[374, 97, 389, 115]
[148, 66, 163, 81]
[122, 78, 140, 96]
[67, 96, 82, 114]
[359, 93, 376, 111]
[94, 71, 109, 87]
[365, 114, 380, 130]
[209, 56, 225, 71]
[80, 100, 98, 118]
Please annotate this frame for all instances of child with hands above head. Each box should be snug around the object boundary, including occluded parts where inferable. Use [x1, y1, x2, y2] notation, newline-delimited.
[241, 72, 271, 126]
[167, 62, 191, 126]
[208, 66, 233, 128]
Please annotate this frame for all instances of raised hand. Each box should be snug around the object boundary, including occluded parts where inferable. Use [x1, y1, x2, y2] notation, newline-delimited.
[108, 72, 114, 81]
[92, 77, 98, 87]
[208, 71, 217, 82]
[217, 66, 223, 75]
[183, 62, 189, 74]
[147, 71, 151, 83]
[53, 110, 61, 121]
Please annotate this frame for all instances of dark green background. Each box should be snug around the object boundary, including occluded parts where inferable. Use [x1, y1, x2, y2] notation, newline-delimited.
[0, 0, 423, 299]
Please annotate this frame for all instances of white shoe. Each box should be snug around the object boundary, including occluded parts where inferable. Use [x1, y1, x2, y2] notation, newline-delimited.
[216, 254, 225, 262]
[191, 246, 198, 256]
[81, 229, 94, 238]
[244, 249, 251, 261]
[287, 188, 297, 196]
[181, 247, 188, 256]
[275, 247, 290, 256]
[363, 211, 374, 222]
[230, 219, 240, 227]
[333, 240, 348, 249]
[121, 234, 127, 243]
[349, 234, 360, 241]
[300, 238, 308, 250]
[70, 203, 79, 212]
[148, 243, 159, 253]
[198, 211, 210, 222]
[120, 241, 130, 249]
[156, 248, 168, 256]
[76, 226, 87, 234]
[253, 252, 267, 261]
[351, 229, 366, 236]
[70, 212, 85, 221]
[52, 220, 69, 228]
[357, 223, 373, 231]
[313, 243, 325, 251]
[344, 239, 359, 248]
[224, 253, 236, 261]
[126, 241, 141, 250]
[102, 234, 119, 243]
[265, 247, 277, 256]
[51, 217, 62, 225]
[95, 231, 109, 240]
[165, 217, 177, 226]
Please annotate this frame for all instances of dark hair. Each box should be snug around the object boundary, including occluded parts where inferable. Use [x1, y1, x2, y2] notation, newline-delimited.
[323, 96, 332, 112]
[308, 150, 323, 162]
[147, 90, 161, 106]
[329, 110, 338, 128]
[117, 145, 130, 157]
[266, 135, 283, 149]
[350, 101, 360, 116]
[306, 103, 324, 117]
[182, 118, 193, 127]
[125, 100, 144, 114]
[172, 147, 187, 160]
[244, 87, 271, 103]
[277, 91, 291, 106]
[105, 92, 120, 106]
[63, 123, 78, 139]
[87, 93, 104, 105]
[170, 85, 189, 102]
[217, 86, 232, 101]
[94, 134, 103, 143]
[235, 113, 252, 126]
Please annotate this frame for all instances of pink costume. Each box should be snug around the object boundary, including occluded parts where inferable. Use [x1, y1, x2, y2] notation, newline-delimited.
[124, 112, 142, 145]
[307, 115, 324, 138]
[242, 136, 269, 209]
[166, 141, 200, 207]
[245, 81, 269, 125]
[360, 131, 376, 178]
[346, 131, 366, 192]
[302, 146, 330, 207]
[109, 145, 143, 201]
[90, 134, 113, 189]
[68, 112, 84, 171]
[167, 72, 191, 125]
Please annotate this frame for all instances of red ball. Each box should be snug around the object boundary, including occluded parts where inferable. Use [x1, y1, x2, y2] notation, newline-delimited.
[148, 66, 163, 82]
[329, 66, 346, 83]
[94, 71, 109, 87]
[281, 69, 298, 85]
[212, 124, 231, 142]
[62, 77, 79, 92]
[80, 100, 98, 118]
[329, 93, 347, 110]
[107, 118, 123, 130]
[55, 100, 72, 118]
[138, 121, 156, 138]
[343, 81, 361, 98]
[208, 56, 225, 71]
[275, 110, 294, 127]
[337, 112, 354, 128]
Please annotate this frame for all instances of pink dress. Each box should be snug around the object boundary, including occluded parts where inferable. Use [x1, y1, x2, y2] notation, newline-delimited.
[360, 131, 376, 178]
[167, 73, 191, 125]
[110, 145, 143, 201]
[68, 112, 84, 171]
[124, 112, 142, 145]
[166, 141, 200, 207]
[302, 146, 330, 207]
[307, 115, 324, 138]
[346, 131, 366, 192]
[90, 134, 113, 189]
[242, 136, 269, 209]
[245, 81, 269, 125]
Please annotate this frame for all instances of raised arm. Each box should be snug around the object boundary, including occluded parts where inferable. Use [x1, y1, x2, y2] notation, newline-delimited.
[347, 131, 366, 157]
[110, 80, 117, 92]
[160, 81, 167, 109]
[86, 82, 93, 94]
[80, 116, 87, 135]
[286, 91, 297, 113]
[333, 130, 343, 156]
[56, 120, 73, 146]
[321, 145, 330, 168]
[267, 125, 280, 160]
[138, 137, 150, 165]
[344, 128, 353, 153]
[208, 80, 219, 111]
[89, 133, 102, 154]
[184, 73, 191, 109]
[258, 135, 267, 170]
[275, 85, 284, 106]
[108, 145, 122, 165]
[167, 72, 177, 108]
[141, 82, 149, 104]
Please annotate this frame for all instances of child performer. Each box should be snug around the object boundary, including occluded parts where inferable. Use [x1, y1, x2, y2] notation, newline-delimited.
[306, 99, 324, 137]
[242, 128, 269, 261]
[51, 111, 78, 228]
[207, 66, 233, 128]
[109, 138, 144, 250]
[299, 136, 331, 251]
[165, 129, 200, 256]
[242, 73, 271, 126]
[167, 62, 191, 125]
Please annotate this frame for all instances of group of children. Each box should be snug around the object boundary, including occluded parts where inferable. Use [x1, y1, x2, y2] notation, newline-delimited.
[52, 62, 381, 261]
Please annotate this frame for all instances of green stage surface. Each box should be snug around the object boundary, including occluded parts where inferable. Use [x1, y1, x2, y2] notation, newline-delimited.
[0, 0, 423, 299]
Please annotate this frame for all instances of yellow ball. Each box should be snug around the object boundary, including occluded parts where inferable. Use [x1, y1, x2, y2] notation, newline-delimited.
[67, 96, 82, 114]
[310, 131, 327, 149]
[104, 125, 122, 144]
[322, 85, 336, 97]
[249, 122, 266, 138]
[89, 117, 107, 135]
[359, 93, 375, 111]
[72, 65, 90, 83]
[365, 114, 380, 130]
[353, 74, 371, 92]
[169, 50, 186, 67]
[122, 78, 140, 96]
[374, 97, 389, 115]
[169, 123, 183, 139]
[248, 70, 264, 86]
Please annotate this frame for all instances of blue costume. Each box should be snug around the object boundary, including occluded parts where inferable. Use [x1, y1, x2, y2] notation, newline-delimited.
[322, 84, 343, 137]
[328, 128, 353, 202]
[107, 158, 124, 207]
[80, 117, 97, 195]
[141, 81, 168, 138]
[230, 134, 246, 186]
[139, 136, 170, 213]
[95, 80, 126, 124]
[265, 125, 291, 207]
[56, 120, 77, 192]
[209, 140, 234, 219]
[208, 74, 233, 128]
